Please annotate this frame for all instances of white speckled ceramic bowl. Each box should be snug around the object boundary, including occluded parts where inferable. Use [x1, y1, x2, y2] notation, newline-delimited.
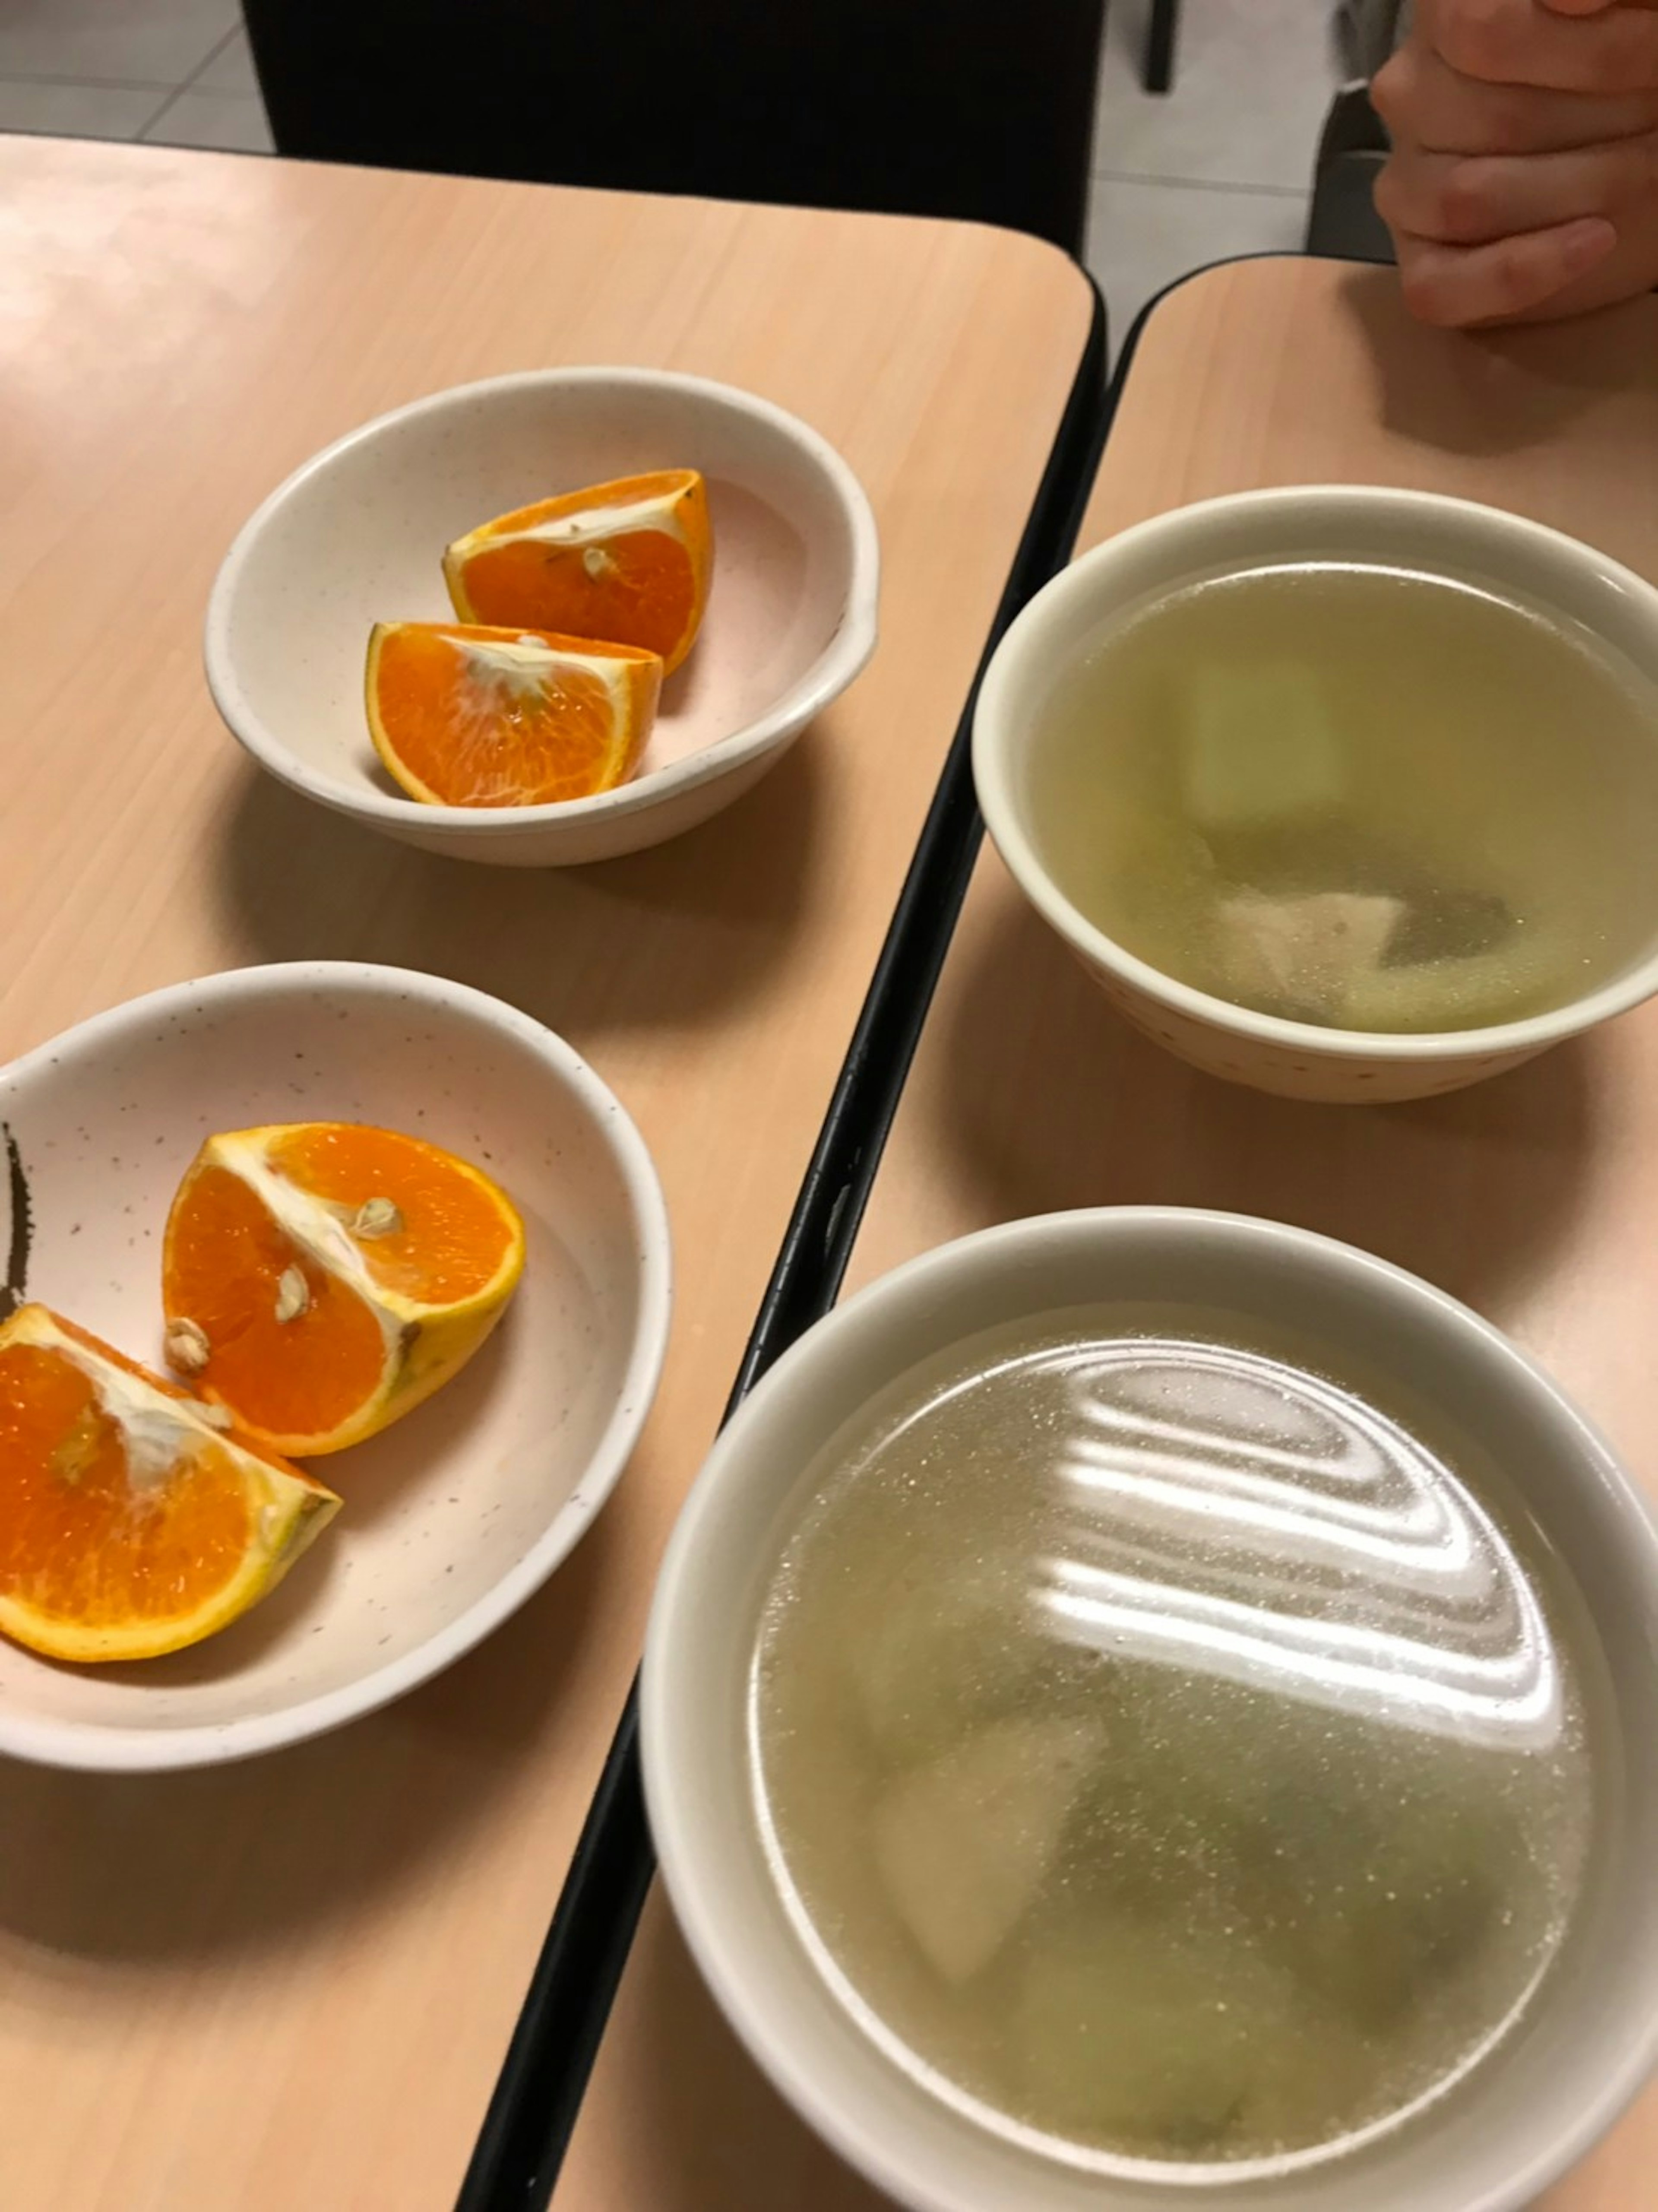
[974, 488, 1658, 1103]
[206, 368, 880, 866]
[645, 1208, 1658, 2212]
[0, 962, 671, 1771]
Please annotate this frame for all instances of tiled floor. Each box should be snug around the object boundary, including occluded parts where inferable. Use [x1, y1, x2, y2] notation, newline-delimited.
[1087, 0, 1343, 344]
[0, 0, 1342, 349]
[0, 0, 270, 154]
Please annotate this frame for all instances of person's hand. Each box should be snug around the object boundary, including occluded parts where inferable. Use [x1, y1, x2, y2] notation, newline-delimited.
[1371, 0, 1658, 325]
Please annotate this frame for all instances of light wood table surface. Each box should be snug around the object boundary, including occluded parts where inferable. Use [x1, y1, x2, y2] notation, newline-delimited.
[560, 257, 1658, 2211]
[0, 136, 1095, 2212]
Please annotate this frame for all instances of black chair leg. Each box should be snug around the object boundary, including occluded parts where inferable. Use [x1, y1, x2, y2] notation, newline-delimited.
[1144, 0, 1179, 92]
[1305, 85, 1396, 263]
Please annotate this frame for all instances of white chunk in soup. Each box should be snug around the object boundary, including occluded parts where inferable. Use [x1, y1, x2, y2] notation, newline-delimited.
[750, 1308, 1599, 2179]
[1025, 563, 1658, 1031]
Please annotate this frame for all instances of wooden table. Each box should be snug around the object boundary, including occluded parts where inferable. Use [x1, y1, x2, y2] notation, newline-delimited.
[0, 137, 1098, 2212]
[560, 257, 1658, 2210]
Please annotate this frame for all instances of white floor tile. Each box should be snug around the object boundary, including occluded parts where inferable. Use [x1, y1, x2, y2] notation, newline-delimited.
[1086, 176, 1308, 358]
[0, 0, 239, 89]
[0, 77, 162, 139]
[142, 87, 272, 154]
[1095, 0, 1342, 194]
[194, 27, 257, 94]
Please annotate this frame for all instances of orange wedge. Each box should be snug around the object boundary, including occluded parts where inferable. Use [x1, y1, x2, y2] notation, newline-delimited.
[0, 1304, 339, 1664]
[366, 621, 660, 808]
[161, 1122, 526, 1456]
[443, 470, 712, 675]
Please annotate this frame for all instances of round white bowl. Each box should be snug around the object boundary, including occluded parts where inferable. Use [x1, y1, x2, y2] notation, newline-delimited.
[206, 368, 880, 866]
[0, 962, 671, 1770]
[644, 1207, 1658, 2212]
[974, 487, 1658, 1103]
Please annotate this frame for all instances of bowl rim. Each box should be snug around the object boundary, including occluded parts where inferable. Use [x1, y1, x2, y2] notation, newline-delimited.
[0, 959, 674, 1772]
[973, 483, 1658, 1065]
[203, 365, 881, 839]
[642, 1204, 1658, 2212]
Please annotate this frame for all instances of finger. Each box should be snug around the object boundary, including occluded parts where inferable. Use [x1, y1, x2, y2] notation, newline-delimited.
[1373, 42, 1658, 153]
[1395, 214, 1617, 323]
[1422, 0, 1658, 95]
[1375, 132, 1658, 242]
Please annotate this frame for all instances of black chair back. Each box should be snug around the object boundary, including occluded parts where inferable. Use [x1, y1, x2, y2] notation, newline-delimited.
[243, 0, 1107, 254]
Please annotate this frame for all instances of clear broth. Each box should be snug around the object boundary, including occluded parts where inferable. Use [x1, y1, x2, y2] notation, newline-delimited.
[750, 1307, 1598, 2178]
[1025, 562, 1658, 1031]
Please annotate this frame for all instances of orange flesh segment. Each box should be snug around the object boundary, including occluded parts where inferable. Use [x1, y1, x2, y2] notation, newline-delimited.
[368, 622, 659, 808]
[266, 1124, 518, 1303]
[458, 533, 693, 664]
[40, 1310, 307, 1477]
[446, 470, 710, 673]
[164, 1162, 389, 1445]
[161, 1123, 526, 1454]
[1, 1339, 255, 1632]
[481, 471, 696, 539]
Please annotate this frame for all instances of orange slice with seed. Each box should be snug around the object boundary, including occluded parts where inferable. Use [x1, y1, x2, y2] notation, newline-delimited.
[443, 470, 712, 675]
[161, 1122, 526, 1456]
[366, 621, 661, 808]
[0, 1304, 339, 1664]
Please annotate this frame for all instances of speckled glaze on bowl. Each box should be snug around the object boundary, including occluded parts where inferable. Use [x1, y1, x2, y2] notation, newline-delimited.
[974, 487, 1658, 1103]
[206, 368, 880, 866]
[0, 962, 671, 1771]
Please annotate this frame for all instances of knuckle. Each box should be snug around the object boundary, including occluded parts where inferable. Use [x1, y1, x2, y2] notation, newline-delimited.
[1434, 162, 1496, 239]
[1371, 158, 1408, 227]
[1377, 152, 1499, 244]
[1436, 0, 1512, 82]
[1370, 50, 1409, 122]
[1399, 260, 1463, 325]
[1476, 85, 1530, 151]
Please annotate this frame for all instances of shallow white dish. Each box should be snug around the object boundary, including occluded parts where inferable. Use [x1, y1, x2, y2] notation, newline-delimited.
[206, 368, 880, 866]
[644, 1207, 1658, 2212]
[0, 961, 671, 1771]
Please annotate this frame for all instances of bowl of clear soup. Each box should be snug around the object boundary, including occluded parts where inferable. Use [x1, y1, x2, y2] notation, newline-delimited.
[974, 486, 1658, 1102]
[643, 1209, 1658, 2212]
